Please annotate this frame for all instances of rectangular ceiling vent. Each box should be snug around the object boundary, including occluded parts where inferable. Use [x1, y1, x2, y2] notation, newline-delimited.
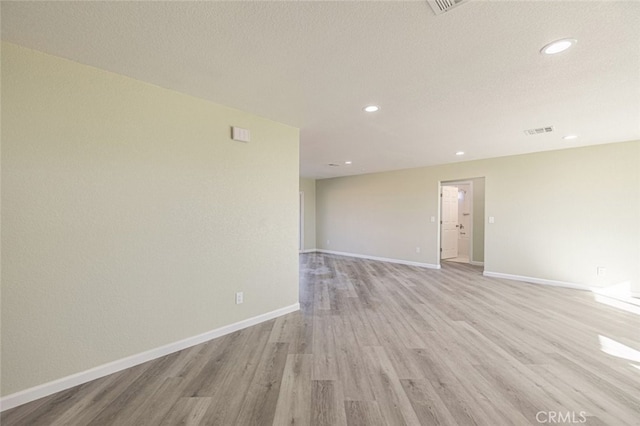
[524, 126, 554, 136]
[427, 0, 471, 15]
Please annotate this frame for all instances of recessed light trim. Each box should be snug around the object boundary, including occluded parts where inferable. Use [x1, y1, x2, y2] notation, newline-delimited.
[540, 38, 577, 55]
[563, 134, 578, 140]
[363, 105, 380, 112]
[456, 151, 465, 156]
[345, 161, 353, 165]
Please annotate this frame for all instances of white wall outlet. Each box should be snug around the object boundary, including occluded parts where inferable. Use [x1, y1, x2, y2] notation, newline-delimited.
[597, 267, 606, 276]
[430, 216, 435, 223]
[416, 247, 421, 253]
[235, 292, 244, 304]
[488, 216, 495, 224]
[326, 240, 330, 245]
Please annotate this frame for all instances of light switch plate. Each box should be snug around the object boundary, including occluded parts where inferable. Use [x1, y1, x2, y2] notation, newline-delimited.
[231, 126, 251, 142]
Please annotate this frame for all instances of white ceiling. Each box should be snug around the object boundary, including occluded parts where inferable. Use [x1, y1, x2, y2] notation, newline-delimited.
[2, 1, 639, 179]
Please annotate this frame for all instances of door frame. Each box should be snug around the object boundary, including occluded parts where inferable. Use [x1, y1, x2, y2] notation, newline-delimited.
[299, 191, 304, 252]
[438, 179, 476, 266]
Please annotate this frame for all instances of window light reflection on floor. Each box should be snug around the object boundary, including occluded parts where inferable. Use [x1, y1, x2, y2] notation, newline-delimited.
[598, 335, 640, 363]
[593, 295, 640, 316]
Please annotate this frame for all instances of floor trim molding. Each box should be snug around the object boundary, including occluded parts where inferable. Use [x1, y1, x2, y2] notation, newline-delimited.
[0, 303, 300, 412]
[299, 249, 317, 254]
[483, 271, 590, 291]
[316, 249, 440, 269]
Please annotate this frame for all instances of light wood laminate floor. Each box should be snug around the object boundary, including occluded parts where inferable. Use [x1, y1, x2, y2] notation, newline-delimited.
[3, 253, 640, 425]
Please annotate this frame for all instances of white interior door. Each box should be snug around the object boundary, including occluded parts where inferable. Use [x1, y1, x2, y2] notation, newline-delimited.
[441, 185, 459, 259]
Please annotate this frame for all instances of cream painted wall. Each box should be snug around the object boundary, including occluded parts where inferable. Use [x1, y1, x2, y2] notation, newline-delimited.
[1, 43, 300, 396]
[299, 178, 316, 251]
[317, 141, 640, 292]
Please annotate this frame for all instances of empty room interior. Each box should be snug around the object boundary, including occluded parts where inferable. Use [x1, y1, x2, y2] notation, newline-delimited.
[1, 1, 639, 425]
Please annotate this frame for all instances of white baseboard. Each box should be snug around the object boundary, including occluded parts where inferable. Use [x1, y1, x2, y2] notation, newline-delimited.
[299, 249, 317, 254]
[482, 271, 590, 291]
[316, 249, 440, 269]
[0, 303, 300, 412]
[469, 261, 485, 266]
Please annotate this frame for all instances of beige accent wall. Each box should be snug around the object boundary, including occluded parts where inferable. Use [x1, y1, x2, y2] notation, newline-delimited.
[1, 43, 300, 396]
[317, 141, 640, 292]
[299, 178, 316, 251]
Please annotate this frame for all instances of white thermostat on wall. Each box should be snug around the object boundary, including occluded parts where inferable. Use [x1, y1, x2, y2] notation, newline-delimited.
[231, 126, 251, 143]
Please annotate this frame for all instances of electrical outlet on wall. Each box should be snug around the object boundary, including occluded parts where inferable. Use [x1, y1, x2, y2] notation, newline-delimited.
[597, 267, 606, 277]
[416, 247, 421, 253]
[327, 240, 330, 246]
[236, 292, 244, 304]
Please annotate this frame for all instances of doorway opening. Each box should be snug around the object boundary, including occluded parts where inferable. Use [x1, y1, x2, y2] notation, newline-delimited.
[438, 178, 485, 267]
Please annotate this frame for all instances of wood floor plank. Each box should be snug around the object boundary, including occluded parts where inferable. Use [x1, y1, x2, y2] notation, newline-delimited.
[84, 352, 182, 425]
[179, 330, 249, 398]
[362, 345, 421, 426]
[234, 342, 290, 426]
[5, 375, 116, 426]
[344, 400, 386, 426]
[3, 253, 640, 425]
[530, 362, 640, 425]
[400, 379, 458, 426]
[7, 372, 124, 426]
[159, 397, 211, 426]
[335, 345, 376, 401]
[199, 321, 274, 425]
[271, 354, 313, 425]
[129, 377, 186, 426]
[269, 311, 314, 354]
[310, 380, 347, 426]
[311, 313, 339, 381]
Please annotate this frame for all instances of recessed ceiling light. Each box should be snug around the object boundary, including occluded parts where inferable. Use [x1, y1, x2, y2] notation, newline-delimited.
[540, 38, 577, 55]
[563, 134, 578, 140]
[363, 105, 379, 112]
[456, 151, 465, 156]
[345, 161, 352, 165]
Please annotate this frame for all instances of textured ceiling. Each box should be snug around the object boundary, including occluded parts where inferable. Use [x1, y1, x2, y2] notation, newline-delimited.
[2, 1, 639, 178]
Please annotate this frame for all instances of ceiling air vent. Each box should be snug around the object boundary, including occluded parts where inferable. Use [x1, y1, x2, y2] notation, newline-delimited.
[427, 0, 471, 15]
[524, 126, 554, 136]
